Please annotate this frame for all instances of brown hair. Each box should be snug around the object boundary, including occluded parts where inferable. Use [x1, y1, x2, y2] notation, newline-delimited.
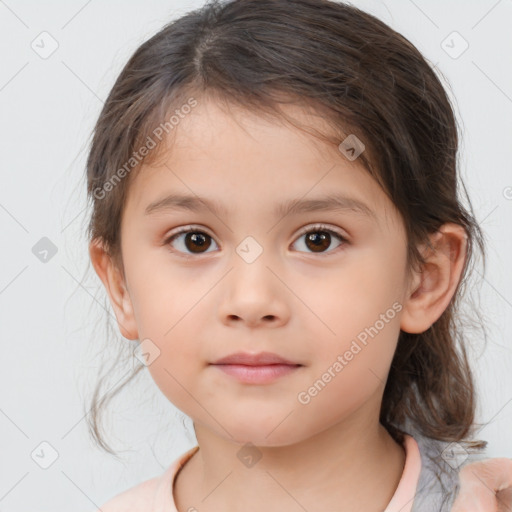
[85, 0, 488, 459]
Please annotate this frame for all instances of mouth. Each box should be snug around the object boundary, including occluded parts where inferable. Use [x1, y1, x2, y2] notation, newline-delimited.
[210, 362, 302, 384]
[209, 351, 303, 384]
[211, 350, 302, 366]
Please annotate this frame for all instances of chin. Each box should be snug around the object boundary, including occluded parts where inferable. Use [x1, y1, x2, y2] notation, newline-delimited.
[226, 423, 305, 448]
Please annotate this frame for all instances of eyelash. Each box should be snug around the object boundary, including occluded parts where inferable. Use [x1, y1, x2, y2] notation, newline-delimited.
[163, 223, 348, 259]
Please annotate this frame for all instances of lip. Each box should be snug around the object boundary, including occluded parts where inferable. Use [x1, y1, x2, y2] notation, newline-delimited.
[213, 364, 301, 384]
[209, 351, 303, 385]
[211, 351, 300, 366]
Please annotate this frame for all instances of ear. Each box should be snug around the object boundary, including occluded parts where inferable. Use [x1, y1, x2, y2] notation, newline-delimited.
[400, 223, 468, 334]
[89, 239, 139, 340]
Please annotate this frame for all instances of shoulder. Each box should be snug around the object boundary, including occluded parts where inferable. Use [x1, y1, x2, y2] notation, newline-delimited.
[407, 430, 488, 512]
[89, 445, 200, 512]
[91, 474, 162, 512]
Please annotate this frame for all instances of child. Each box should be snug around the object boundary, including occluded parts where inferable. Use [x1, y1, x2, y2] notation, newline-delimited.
[85, 0, 512, 510]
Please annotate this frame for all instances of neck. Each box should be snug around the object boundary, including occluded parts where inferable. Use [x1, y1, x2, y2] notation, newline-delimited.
[174, 418, 406, 512]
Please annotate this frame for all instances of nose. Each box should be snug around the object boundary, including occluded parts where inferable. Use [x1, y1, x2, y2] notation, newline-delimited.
[217, 257, 290, 329]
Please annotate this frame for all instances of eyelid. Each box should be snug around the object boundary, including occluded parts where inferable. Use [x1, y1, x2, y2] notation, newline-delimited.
[167, 224, 213, 237]
[294, 222, 347, 240]
[165, 222, 347, 239]
[163, 224, 216, 246]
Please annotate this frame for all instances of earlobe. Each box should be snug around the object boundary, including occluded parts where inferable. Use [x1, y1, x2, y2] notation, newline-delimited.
[400, 224, 468, 334]
[88, 240, 139, 340]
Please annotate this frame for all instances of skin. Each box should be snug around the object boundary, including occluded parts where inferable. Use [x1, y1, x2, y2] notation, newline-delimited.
[90, 97, 505, 511]
[452, 458, 512, 511]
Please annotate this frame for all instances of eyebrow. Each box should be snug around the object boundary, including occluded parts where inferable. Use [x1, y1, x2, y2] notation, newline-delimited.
[144, 193, 376, 220]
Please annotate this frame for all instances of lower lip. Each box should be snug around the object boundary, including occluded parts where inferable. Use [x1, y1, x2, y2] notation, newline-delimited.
[211, 364, 301, 384]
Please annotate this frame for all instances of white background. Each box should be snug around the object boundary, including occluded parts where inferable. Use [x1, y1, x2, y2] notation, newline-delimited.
[0, 0, 511, 510]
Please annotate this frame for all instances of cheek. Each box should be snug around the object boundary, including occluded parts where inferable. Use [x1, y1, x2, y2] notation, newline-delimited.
[306, 244, 404, 325]
[123, 254, 205, 394]
[142, 316, 206, 416]
[300, 245, 405, 381]
[293, 313, 401, 442]
[125, 245, 201, 335]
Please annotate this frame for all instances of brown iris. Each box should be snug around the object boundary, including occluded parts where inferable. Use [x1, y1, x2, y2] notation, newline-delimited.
[304, 231, 332, 252]
[183, 232, 212, 253]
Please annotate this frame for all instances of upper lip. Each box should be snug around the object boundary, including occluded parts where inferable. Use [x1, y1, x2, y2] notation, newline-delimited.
[211, 351, 301, 366]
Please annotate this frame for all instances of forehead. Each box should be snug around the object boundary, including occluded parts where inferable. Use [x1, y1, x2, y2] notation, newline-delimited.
[125, 98, 401, 231]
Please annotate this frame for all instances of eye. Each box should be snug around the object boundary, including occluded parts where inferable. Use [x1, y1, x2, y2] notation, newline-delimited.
[164, 223, 348, 258]
[164, 226, 218, 257]
[291, 224, 348, 255]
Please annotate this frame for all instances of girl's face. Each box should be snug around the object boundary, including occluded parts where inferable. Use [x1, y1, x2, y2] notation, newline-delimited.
[108, 98, 415, 446]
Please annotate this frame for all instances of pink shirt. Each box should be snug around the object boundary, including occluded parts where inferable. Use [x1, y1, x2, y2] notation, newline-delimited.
[94, 434, 422, 512]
